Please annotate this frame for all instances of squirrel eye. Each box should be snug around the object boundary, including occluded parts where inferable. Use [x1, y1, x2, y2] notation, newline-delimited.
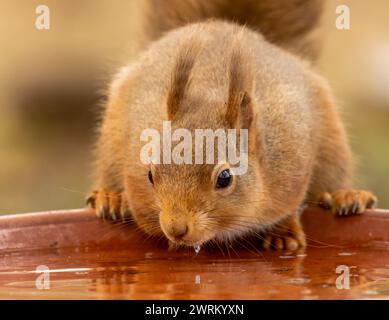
[216, 169, 232, 189]
[148, 170, 154, 185]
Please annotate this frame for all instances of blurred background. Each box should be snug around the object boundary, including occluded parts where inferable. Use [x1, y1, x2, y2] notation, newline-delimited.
[0, 0, 388, 214]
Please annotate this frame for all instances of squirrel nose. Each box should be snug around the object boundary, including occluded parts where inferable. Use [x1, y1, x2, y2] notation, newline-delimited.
[160, 213, 191, 241]
[171, 222, 188, 240]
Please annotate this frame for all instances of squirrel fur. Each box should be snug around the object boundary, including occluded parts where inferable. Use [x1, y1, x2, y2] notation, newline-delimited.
[87, 0, 377, 250]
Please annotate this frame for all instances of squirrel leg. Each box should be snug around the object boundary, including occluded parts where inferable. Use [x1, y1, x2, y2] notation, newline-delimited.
[85, 133, 128, 220]
[85, 127, 130, 220]
[308, 140, 378, 216]
[306, 83, 378, 216]
[307, 148, 378, 216]
[86, 83, 131, 221]
[307, 135, 378, 216]
[306, 125, 378, 216]
[261, 212, 306, 251]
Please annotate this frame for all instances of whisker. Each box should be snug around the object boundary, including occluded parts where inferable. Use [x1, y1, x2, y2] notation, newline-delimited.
[59, 187, 90, 196]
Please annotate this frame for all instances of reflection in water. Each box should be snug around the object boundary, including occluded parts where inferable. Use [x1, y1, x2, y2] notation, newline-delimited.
[359, 266, 389, 297]
[1, 245, 389, 299]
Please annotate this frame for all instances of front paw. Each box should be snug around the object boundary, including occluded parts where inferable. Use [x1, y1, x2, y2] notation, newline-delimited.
[319, 189, 377, 216]
[261, 214, 306, 251]
[86, 190, 130, 220]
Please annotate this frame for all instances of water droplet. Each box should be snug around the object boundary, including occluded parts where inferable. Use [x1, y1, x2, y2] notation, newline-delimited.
[338, 252, 356, 256]
[363, 290, 379, 295]
[301, 289, 312, 295]
[194, 245, 201, 254]
[286, 277, 311, 285]
[279, 255, 296, 259]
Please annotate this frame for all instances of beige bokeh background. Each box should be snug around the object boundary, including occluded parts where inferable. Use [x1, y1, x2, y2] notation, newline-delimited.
[0, 0, 388, 214]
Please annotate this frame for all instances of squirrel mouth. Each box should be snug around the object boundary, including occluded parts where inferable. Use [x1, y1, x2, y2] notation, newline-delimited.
[169, 236, 208, 248]
[173, 239, 202, 247]
[164, 229, 216, 248]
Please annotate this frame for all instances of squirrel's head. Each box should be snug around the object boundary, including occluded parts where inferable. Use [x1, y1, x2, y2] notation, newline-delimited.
[138, 44, 267, 248]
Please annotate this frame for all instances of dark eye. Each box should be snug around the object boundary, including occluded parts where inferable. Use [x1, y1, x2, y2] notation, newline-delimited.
[148, 170, 154, 185]
[216, 169, 232, 189]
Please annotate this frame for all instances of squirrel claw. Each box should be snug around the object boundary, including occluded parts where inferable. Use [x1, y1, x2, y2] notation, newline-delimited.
[262, 233, 305, 251]
[261, 214, 306, 251]
[319, 189, 377, 216]
[86, 190, 130, 220]
[86, 191, 97, 208]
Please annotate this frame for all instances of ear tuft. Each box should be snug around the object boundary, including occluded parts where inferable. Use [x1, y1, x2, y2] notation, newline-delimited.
[226, 48, 254, 129]
[167, 43, 199, 120]
[240, 91, 253, 130]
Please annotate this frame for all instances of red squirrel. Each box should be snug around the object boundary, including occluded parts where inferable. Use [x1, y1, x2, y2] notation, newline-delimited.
[87, 0, 377, 251]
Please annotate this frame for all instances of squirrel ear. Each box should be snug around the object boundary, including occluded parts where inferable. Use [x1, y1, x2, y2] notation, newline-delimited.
[167, 44, 197, 121]
[225, 49, 254, 129]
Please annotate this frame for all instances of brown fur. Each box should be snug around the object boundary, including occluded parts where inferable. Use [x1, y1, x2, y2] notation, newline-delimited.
[167, 42, 198, 121]
[144, 0, 323, 60]
[87, 1, 377, 250]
